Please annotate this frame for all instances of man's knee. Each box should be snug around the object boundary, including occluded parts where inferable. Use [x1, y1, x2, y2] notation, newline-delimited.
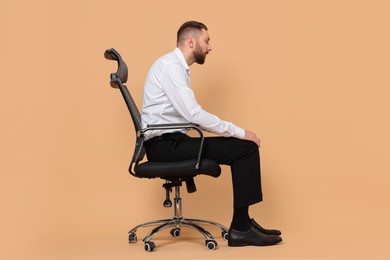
[238, 139, 259, 151]
[230, 138, 259, 159]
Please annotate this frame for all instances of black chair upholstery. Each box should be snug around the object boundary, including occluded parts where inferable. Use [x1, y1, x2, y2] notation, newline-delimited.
[105, 48, 228, 252]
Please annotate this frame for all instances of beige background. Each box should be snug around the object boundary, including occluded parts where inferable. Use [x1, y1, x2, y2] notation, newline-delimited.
[1, 0, 390, 259]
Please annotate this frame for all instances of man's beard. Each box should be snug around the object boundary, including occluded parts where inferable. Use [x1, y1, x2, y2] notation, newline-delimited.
[194, 46, 207, 65]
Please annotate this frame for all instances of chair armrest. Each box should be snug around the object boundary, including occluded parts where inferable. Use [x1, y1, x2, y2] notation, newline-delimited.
[138, 123, 204, 170]
[146, 122, 200, 130]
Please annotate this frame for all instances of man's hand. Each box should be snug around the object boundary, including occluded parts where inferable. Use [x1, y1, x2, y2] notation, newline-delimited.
[243, 130, 261, 147]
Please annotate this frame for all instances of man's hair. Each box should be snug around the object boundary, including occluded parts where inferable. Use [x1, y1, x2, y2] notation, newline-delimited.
[177, 21, 208, 45]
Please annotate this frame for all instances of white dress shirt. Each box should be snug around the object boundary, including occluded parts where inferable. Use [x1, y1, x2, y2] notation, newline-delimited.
[141, 48, 245, 140]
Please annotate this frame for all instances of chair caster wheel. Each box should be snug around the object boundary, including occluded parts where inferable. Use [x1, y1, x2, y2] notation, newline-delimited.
[144, 241, 156, 252]
[170, 228, 181, 238]
[128, 233, 137, 243]
[222, 230, 228, 241]
[205, 239, 218, 250]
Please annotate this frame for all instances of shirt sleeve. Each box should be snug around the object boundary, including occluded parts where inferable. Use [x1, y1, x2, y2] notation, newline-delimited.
[159, 63, 245, 139]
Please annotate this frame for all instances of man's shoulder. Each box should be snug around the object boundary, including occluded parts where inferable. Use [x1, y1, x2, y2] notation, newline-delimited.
[149, 50, 184, 77]
[155, 50, 180, 66]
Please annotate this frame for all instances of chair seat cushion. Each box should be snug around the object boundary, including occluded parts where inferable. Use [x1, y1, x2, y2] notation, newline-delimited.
[134, 159, 221, 179]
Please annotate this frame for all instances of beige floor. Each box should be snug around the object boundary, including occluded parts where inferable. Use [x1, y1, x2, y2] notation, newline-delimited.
[27, 225, 389, 260]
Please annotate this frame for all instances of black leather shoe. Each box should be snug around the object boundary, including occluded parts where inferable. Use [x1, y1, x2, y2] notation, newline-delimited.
[228, 226, 282, 247]
[251, 218, 282, 236]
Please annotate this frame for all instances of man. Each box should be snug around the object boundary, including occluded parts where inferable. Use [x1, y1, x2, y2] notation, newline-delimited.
[141, 21, 282, 247]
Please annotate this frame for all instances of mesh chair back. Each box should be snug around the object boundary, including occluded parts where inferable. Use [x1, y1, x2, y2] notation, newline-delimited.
[104, 49, 146, 171]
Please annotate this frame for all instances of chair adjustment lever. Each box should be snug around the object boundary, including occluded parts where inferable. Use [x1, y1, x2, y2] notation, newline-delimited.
[185, 178, 197, 193]
[162, 183, 172, 208]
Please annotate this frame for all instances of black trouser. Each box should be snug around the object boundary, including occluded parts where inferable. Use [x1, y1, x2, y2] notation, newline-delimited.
[144, 132, 263, 208]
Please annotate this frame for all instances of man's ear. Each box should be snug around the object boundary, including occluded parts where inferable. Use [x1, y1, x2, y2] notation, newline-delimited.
[187, 37, 195, 48]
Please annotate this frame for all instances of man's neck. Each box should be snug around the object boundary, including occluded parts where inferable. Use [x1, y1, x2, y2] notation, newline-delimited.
[177, 46, 195, 66]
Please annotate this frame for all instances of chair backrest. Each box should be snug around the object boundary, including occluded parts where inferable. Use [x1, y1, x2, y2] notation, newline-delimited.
[104, 48, 146, 175]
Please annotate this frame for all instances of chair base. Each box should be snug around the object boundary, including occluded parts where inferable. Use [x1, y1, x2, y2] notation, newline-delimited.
[128, 185, 228, 251]
[128, 216, 228, 251]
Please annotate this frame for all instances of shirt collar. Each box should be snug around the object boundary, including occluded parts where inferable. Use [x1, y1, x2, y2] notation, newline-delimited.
[173, 47, 190, 72]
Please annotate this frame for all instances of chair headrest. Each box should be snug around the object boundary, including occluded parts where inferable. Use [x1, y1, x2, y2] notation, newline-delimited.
[104, 48, 128, 88]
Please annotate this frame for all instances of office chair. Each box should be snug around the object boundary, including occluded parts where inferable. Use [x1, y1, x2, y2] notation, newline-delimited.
[104, 48, 228, 252]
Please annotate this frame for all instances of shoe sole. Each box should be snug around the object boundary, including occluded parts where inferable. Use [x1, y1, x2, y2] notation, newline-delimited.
[228, 240, 281, 247]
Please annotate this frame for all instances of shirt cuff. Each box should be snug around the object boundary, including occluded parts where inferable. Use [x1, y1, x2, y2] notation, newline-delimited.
[233, 126, 246, 139]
